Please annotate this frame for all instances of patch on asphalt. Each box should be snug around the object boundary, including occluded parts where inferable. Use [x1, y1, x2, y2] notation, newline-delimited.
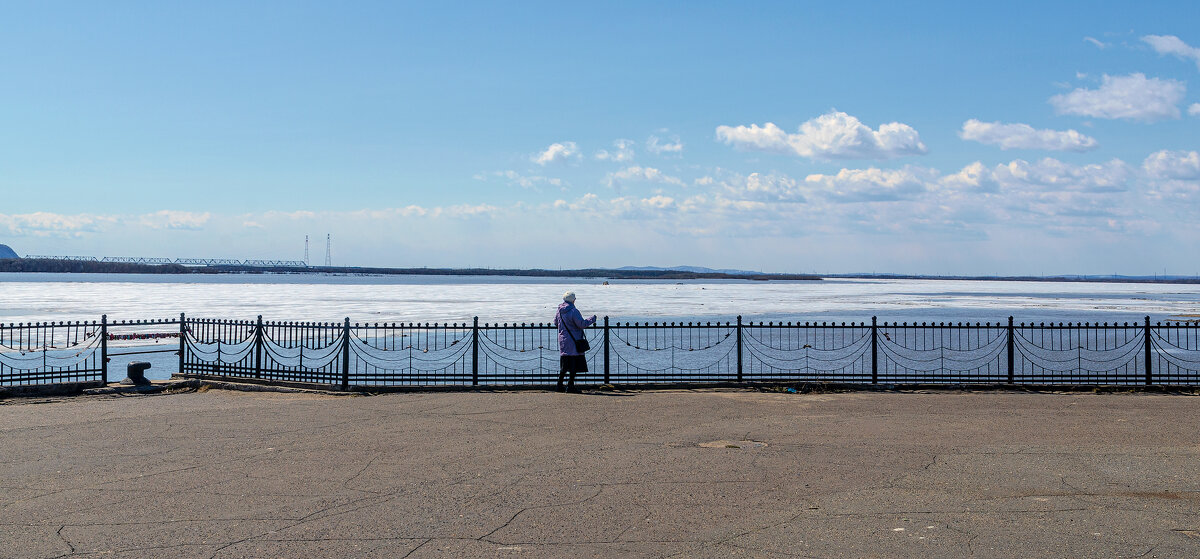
[699, 439, 767, 449]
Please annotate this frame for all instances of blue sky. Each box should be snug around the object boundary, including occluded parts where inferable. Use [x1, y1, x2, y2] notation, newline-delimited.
[2, 1, 1198, 274]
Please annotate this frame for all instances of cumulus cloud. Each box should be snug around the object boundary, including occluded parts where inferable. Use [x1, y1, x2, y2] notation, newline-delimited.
[260, 210, 317, 221]
[138, 210, 211, 230]
[959, 119, 1098, 151]
[552, 192, 778, 232]
[802, 166, 935, 202]
[1084, 37, 1109, 49]
[533, 141, 578, 165]
[594, 139, 635, 162]
[480, 170, 564, 189]
[1143, 150, 1200, 199]
[990, 158, 1131, 193]
[646, 135, 684, 155]
[992, 159, 1134, 221]
[1190, 103, 1200, 116]
[1143, 150, 1200, 180]
[347, 204, 499, 220]
[553, 193, 681, 220]
[1049, 73, 1185, 122]
[439, 204, 499, 218]
[939, 162, 998, 193]
[717, 172, 805, 202]
[0, 212, 112, 237]
[604, 166, 685, 189]
[1142, 34, 1200, 71]
[715, 110, 928, 160]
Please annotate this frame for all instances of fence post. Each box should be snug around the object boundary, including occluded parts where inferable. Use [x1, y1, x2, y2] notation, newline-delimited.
[100, 315, 109, 385]
[178, 313, 186, 377]
[871, 316, 878, 384]
[736, 315, 743, 382]
[472, 316, 479, 386]
[603, 316, 610, 384]
[1145, 316, 1153, 386]
[1007, 316, 1015, 384]
[254, 314, 264, 379]
[341, 318, 351, 391]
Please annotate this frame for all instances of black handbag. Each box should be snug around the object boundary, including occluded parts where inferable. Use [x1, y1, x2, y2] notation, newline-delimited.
[558, 306, 591, 352]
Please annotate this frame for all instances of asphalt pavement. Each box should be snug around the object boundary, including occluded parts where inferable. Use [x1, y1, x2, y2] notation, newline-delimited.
[2, 386, 1198, 558]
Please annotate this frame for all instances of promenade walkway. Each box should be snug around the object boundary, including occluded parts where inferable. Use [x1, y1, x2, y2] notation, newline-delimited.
[2, 387, 1198, 558]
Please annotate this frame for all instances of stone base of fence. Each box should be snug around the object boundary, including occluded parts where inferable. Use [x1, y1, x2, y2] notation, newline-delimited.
[170, 373, 1200, 395]
[0, 380, 106, 399]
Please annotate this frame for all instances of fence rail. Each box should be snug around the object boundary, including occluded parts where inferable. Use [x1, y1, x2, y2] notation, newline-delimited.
[5, 314, 1200, 389]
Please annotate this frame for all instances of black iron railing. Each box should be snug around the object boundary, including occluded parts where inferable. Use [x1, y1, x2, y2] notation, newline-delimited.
[6, 314, 1200, 389]
[176, 314, 1200, 389]
[0, 318, 182, 387]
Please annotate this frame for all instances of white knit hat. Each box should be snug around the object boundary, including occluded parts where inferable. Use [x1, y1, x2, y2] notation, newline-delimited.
[562, 291, 576, 303]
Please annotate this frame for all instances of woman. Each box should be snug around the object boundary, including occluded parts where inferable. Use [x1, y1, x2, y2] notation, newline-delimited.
[555, 291, 597, 392]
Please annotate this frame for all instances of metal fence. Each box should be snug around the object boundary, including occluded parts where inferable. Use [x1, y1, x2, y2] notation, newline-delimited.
[178, 315, 1200, 389]
[0, 318, 181, 387]
[6, 314, 1200, 389]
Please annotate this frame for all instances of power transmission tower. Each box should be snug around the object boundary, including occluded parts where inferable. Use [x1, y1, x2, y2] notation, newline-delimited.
[304, 235, 309, 265]
[325, 234, 332, 267]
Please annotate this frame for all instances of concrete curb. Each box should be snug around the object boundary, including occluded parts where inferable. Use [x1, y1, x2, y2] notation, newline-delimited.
[0, 381, 106, 399]
[5, 376, 1199, 400]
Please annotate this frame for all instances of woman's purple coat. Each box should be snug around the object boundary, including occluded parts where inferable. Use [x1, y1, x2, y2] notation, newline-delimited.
[555, 302, 596, 356]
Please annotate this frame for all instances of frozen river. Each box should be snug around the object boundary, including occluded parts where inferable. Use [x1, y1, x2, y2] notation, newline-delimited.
[4, 273, 1200, 382]
[2, 272, 1199, 325]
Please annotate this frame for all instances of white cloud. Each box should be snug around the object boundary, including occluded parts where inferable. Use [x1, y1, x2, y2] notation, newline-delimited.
[0, 212, 112, 237]
[439, 204, 499, 218]
[1143, 150, 1200, 180]
[1049, 73, 1185, 122]
[533, 141, 578, 165]
[484, 170, 565, 189]
[717, 172, 805, 202]
[920, 159, 1133, 223]
[959, 119, 1098, 151]
[715, 122, 789, 152]
[553, 193, 681, 220]
[138, 210, 211, 230]
[1189, 103, 1200, 116]
[802, 166, 934, 202]
[939, 162, 998, 193]
[991, 158, 1131, 193]
[715, 110, 927, 160]
[595, 139, 635, 162]
[552, 192, 779, 232]
[347, 204, 499, 220]
[604, 166, 685, 189]
[1142, 35, 1200, 71]
[1084, 37, 1109, 49]
[260, 210, 317, 220]
[1143, 150, 1200, 200]
[646, 135, 684, 155]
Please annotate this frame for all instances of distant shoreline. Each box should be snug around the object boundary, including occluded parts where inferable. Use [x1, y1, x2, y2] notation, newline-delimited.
[0, 259, 819, 281]
[826, 274, 1200, 285]
[2, 258, 1199, 284]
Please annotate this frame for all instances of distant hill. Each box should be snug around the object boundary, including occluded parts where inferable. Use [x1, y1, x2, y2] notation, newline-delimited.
[618, 265, 764, 275]
[0, 244, 18, 259]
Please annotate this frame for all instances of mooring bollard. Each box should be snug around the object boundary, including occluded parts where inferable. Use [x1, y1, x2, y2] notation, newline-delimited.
[121, 361, 152, 386]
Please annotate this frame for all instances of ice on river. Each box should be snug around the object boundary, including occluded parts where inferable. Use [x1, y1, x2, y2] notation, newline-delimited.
[3, 272, 1199, 325]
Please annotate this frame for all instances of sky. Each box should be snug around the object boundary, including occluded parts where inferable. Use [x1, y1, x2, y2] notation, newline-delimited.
[1, 1, 1198, 275]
